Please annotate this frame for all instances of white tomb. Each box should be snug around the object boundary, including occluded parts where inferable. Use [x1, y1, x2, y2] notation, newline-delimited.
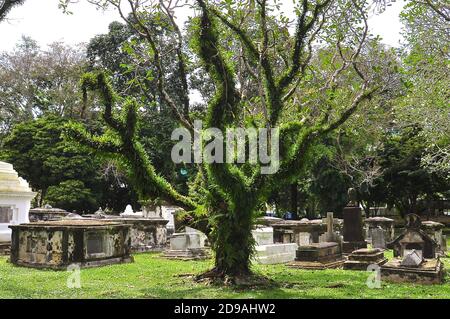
[164, 227, 209, 259]
[252, 226, 298, 265]
[0, 161, 36, 243]
[120, 204, 143, 218]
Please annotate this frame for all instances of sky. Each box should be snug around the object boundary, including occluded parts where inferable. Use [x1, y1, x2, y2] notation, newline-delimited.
[0, 0, 406, 52]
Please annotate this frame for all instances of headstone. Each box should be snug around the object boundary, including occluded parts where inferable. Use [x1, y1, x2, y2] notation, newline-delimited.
[422, 221, 445, 256]
[342, 206, 367, 253]
[343, 207, 365, 242]
[185, 226, 208, 247]
[371, 227, 386, 249]
[364, 216, 395, 242]
[298, 232, 312, 246]
[401, 250, 423, 268]
[252, 226, 298, 264]
[382, 215, 445, 285]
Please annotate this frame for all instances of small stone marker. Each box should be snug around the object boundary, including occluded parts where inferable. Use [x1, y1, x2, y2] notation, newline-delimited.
[370, 227, 386, 249]
[401, 250, 423, 268]
[298, 232, 312, 246]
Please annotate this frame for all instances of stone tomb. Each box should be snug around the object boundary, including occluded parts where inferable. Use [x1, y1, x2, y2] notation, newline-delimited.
[163, 227, 209, 260]
[252, 227, 297, 264]
[273, 217, 342, 246]
[9, 220, 132, 269]
[0, 162, 36, 255]
[343, 248, 387, 270]
[364, 217, 395, 243]
[421, 221, 446, 257]
[381, 214, 445, 284]
[381, 258, 444, 285]
[29, 205, 69, 222]
[288, 242, 345, 270]
[342, 206, 367, 253]
[387, 215, 438, 259]
[84, 206, 169, 252]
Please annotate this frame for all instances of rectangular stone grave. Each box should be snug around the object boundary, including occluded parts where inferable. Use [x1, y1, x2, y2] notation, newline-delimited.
[381, 258, 445, 284]
[164, 228, 209, 260]
[254, 243, 298, 265]
[343, 248, 387, 270]
[9, 220, 132, 269]
[288, 242, 345, 269]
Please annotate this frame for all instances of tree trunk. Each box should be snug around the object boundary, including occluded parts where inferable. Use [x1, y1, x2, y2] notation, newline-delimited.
[213, 210, 254, 277]
[200, 196, 257, 282]
[290, 183, 298, 220]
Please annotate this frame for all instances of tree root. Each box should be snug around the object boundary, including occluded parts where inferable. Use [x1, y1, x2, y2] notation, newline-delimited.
[194, 268, 278, 289]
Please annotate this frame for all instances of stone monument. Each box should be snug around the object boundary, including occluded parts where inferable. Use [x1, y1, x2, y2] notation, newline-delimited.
[83, 203, 169, 252]
[163, 227, 210, 260]
[288, 242, 345, 270]
[342, 188, 367, 253]
[381, 214, 445, 284]
[370, 227, 386, 249]
[29, 205, 69, 222]
[0, 161, 36, 255]
[319, 212, 343, 245]
[421, 221, 446, 257]
[387, 214, 438, 259]
[9, 220, 132, 269]
[252, 226, 297, 264]
[364, 216, 395, 243]
[120, 204, 143, 218]
[343, 248, 387, 270]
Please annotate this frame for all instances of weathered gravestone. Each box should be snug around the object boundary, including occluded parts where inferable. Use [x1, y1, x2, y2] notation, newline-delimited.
[370, 227, 386, 249]
[342, 206, 367, 253]
[365, 216, 395, 242]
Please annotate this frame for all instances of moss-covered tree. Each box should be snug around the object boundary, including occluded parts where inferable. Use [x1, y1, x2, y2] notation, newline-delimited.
[0, 0, 25, 22]
[65, 0, 390, 283]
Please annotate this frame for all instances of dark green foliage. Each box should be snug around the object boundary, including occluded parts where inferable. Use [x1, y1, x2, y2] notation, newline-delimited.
[310, 156, 350, 218]
[46, 180, 97, 213]
[375, 126, 449, 217]
[1, 115, 138, 213]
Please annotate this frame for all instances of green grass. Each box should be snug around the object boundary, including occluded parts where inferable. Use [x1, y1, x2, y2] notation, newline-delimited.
[1, 247, 449, 299]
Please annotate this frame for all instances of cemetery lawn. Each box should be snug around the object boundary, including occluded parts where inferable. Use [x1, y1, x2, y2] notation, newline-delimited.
[1, 248, 449, 299]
